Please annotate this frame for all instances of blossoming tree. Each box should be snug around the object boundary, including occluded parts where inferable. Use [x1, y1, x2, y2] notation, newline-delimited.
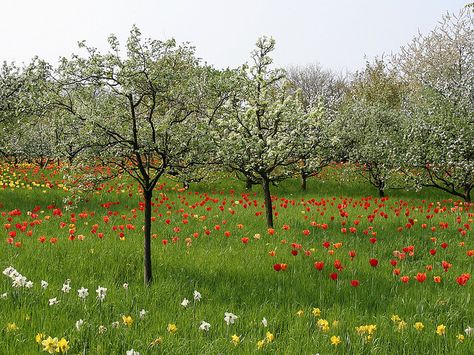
[397, 9, 474, 201]
[53, 26, 222, 284]
[211, 37, 316, 227]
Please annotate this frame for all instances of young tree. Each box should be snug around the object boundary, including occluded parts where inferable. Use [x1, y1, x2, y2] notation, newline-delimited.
[334, 59, 406, 197]
[397, 9, 474, 201]
[287, 64, 347, 190]
[52, 26, 220, 284]
[211, 37, 314, 227]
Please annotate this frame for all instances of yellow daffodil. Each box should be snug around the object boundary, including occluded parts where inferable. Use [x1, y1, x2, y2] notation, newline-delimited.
[436, 324, 446, 336]
[42, 336, 59, 354]
[391, 315, 401, 323]
[312, 308, 321, 317]
[296, 310, 304, 317]
[414, 322, 424, 331]
[35, 333, 45, 344]
[330, 335, 341, 346]
[457, 334, 465, 342]
[57, 338, 69, 353]
[265, 331, 274, 343]
[167, 323, 177, 334]
[231, 334, 240, 346]
[150, 337, 163, 347]
[122, 315, 133, 327]
[257, 339, 265, 350]
[6, 323, 18, 331]
[397, 320, 407, 331]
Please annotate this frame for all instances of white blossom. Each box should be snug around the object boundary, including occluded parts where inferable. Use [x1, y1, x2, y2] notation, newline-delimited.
[49, 297, 59, 306]
[193, 290, 201, 301]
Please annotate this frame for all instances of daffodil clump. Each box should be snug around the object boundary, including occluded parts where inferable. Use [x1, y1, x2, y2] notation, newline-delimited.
[35, 334, 69, 354]
[355, 324, 377, 342]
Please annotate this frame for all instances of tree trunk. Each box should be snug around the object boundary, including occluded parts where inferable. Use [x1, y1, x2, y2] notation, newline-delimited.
[262, 178, 273, 228]
[378, 188, 385, 198]
[465, 188, 472, 203]
[301, 171, 307, 191]
[143, 189, 153, 285]
[246, 178, 253, 190]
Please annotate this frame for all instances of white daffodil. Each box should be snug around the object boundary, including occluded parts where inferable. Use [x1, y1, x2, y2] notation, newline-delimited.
[262, 317, 268, 327]
[41, 280, 49, 289]
[61, 280, 71, 293]
[224, 312, 238, 325]
[78, 287, 89, 299]
[193, 290, 202, 301]
[75, 319, 84, 331]
[199, 320, 211, 332]
[181, 298, 190, 307]
[48, 297, 59, 306]
[139, 309, 148, 319]
[96, 286, 107, 301]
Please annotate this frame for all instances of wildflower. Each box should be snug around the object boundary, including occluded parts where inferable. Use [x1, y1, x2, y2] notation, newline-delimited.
[181, 298, 190, 307]
[25, 280, 33, 288]
[96, 286, 107, 301]
[257, 339, 265, 349]
[122, 315, 133, 327]
[6, 323, 18, 331]
[330, 335, 341, 346]
[1, 292, 7, 299]
[433, 276, 442, 283]
[75, 319, 84, 331]
[48, 297, 59, 306]
[436, 324, 446, 336]
[312, 308, 321, 317]
[57, 338, 69, 353]
[457, 334, 465, 342]
[351, 280, 360, 287]
[296, 310, 304, 317]
[369, 258, 378, 267]
[77, 287, 89, 299]
[111, 321, 120, 328]
[42, 336, 58, 354]
[193, 290, 202, 301]
[231, 334, 240, 346]
[391, 315, 401, 323]
[415, 273, 427, 283]
[35, 333, 45, 344]
[126, 349, 139, 355]
[266, 331, 274, 342]
[41, 280, 48, 289]
[167, 323, 177, 333]
[199, 320, 211, 332]
[317, 319, 330, 332]
[61, 280, 71, 293]
[98, 325, 107, 334]
[224, 312, 238, 325]
[149, 337, 163, 347]
[465, 326, 474, 336]
[139, 309, 148, 319]
[123, 283, 129, 290]
[414, 322, 424, 331]
[397, 320, 407, 331]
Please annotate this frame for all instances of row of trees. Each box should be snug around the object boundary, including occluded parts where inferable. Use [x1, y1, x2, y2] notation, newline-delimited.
[1, 9, 472, 283]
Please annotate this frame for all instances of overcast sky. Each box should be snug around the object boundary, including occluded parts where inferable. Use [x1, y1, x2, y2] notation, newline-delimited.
[0, 0, 468, 73]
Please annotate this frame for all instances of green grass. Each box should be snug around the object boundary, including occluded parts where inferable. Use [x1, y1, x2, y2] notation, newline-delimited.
[0, 166, 473, 354]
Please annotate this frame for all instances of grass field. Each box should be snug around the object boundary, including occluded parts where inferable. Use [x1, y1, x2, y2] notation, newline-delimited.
[1, 164, 473, 354]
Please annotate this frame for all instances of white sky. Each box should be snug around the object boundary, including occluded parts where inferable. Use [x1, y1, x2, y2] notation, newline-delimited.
[0, 0, 468, 73]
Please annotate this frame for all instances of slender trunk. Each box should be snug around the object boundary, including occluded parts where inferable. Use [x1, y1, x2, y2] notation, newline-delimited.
[378, 188, 385, 198]
[465, 188, 471, 203]
[246, 178, 253, 190]
[143, 189, 153, 285]
[301, 171, 307, 191]
[262, 178, 273, 228]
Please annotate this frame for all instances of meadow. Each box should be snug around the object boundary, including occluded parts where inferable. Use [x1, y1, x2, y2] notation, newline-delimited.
[0, 163, 473, 354]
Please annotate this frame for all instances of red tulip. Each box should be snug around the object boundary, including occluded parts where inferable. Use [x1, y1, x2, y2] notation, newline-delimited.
[369, 258, 378, 267]
[314, 261, 324, 271]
